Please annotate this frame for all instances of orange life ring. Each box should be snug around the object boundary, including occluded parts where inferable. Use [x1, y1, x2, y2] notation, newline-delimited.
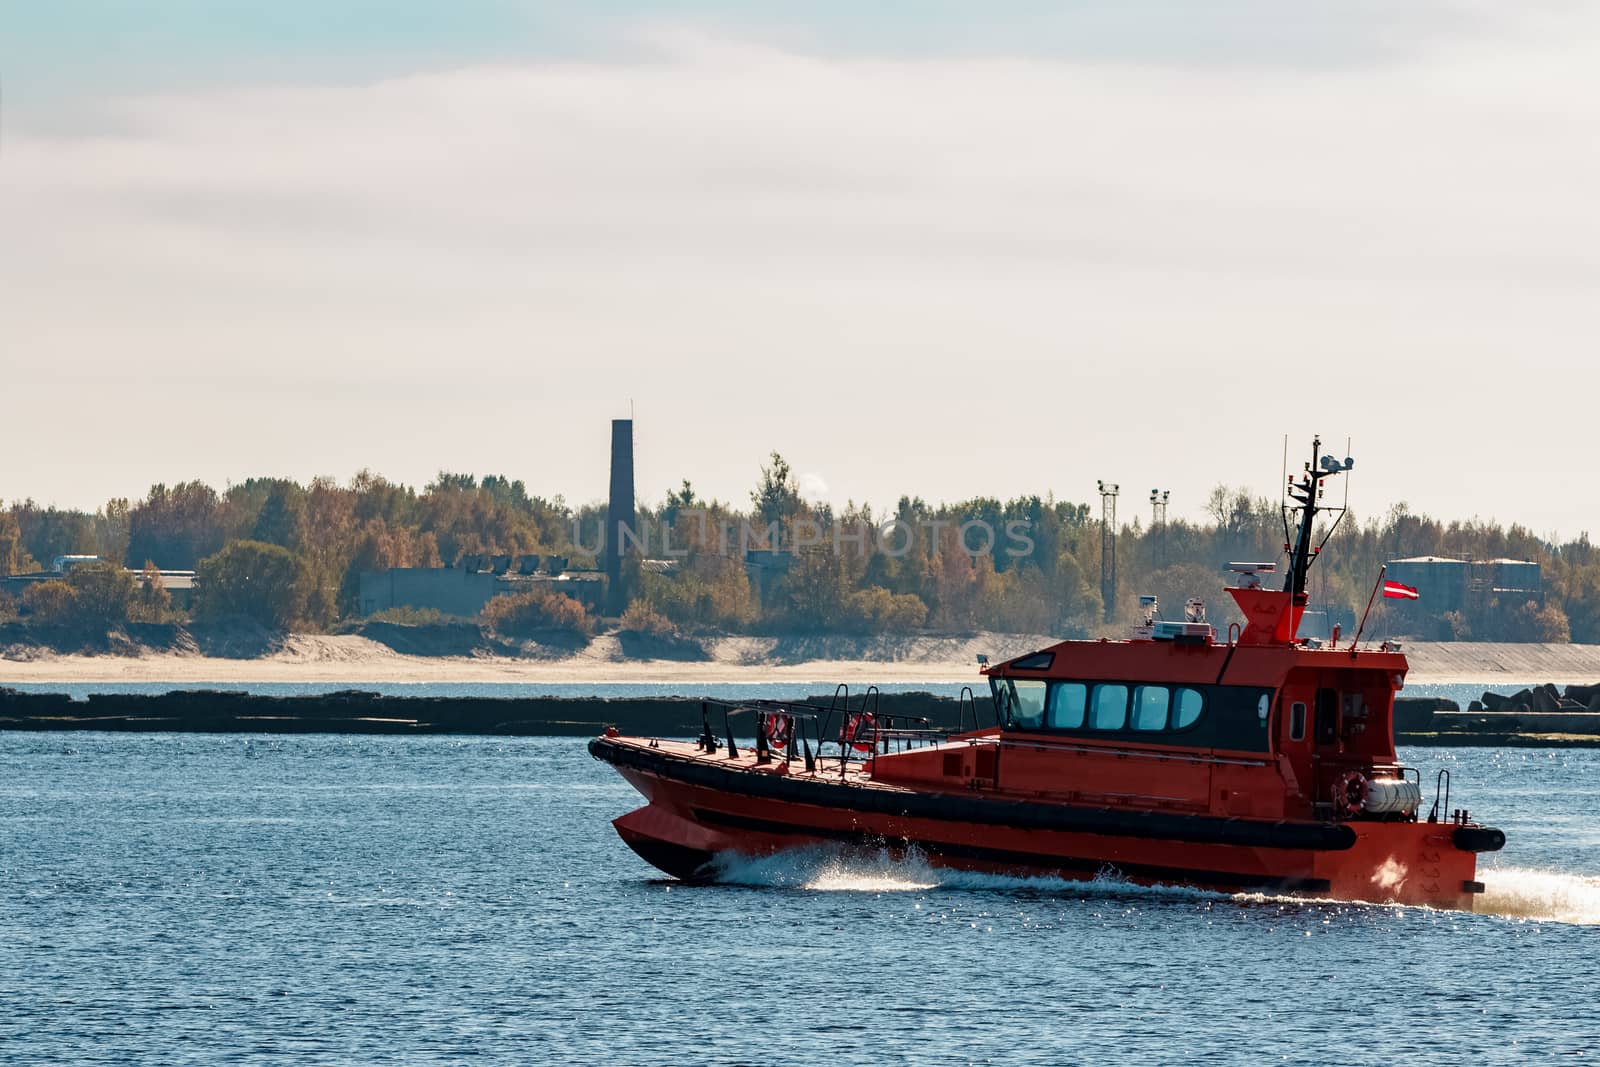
[767, 712, 790, 748]
[1332, 770, 1368, 819]
[842, 712, 876, 752]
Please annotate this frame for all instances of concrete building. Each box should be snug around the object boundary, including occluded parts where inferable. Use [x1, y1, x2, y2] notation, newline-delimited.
[1385, 556, 1471, 613]
[357, 560, 602, 618]
[743, 549, 793, 603]
[1478, 558, 1542, 596]
[1, 572, 60, 602]
[1382, 555, 1544, 640]
[2, 566, 196, 612]
[1385, 555, 1542, 611]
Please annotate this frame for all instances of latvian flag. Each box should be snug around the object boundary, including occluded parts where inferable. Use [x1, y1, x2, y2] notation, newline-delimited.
[1382, 580, 1420, 600]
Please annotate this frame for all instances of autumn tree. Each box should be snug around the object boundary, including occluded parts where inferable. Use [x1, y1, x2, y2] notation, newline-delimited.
[843, 586, 927, 633]
[1556, 561, 1600, 644]
[0, 512, 37, 576]
[350, 469, 418, 527]
[133, 561, 173, 623]
[620, 598, 676, 636]
[194, 540, 309, 629]
[751, 452, 801, 528]
[97, 498, 132, 565]
[663, 480, 700, 525]
[420, 472, 551, 563]
[11, 501, 95, 566]
[297, 477, 357, 627]
[21, 581, 78, 626]
[337, 519, 443, 615]
[9, 564, 137, 629]
[127, 482, 225, 568]
[247, 480, 308, 547]
[479, 588, 593, 639]
[65, 561, 136, 626]
[775, 547, 854, 631]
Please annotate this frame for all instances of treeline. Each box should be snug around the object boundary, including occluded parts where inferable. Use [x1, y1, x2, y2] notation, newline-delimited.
[0, 456, 1594, 642]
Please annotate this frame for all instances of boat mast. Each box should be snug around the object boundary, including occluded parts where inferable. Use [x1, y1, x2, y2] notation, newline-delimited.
[1283, 436, 1352, 600]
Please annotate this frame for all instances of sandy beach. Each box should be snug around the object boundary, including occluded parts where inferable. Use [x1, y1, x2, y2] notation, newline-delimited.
[0, 633, 1032, 687]
[6, 633, 1600, 688]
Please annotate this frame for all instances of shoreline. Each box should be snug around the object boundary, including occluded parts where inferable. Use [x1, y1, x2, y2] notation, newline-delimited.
[9, 637, 1600, 688]
[0, 655, 989, 687]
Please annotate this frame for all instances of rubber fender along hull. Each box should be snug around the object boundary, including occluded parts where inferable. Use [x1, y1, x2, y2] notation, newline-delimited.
[1453, 825, 1507, 853]
[589, 735, 1356, 852]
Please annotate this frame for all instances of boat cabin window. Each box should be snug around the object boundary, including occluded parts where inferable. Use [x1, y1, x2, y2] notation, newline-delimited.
[1048, 683, 1087, 728]
[1131, 686, 1169, 730]
[1091, 684, 1129, 730]
[1128, 685, 1205, 731]
[995, 679, 1256, 745]
[1174, 688, 1204, 730]
[1289, 701, 1307, 741]
[1341, 692, 1371, 740]
[1006, 679, 1047, 729]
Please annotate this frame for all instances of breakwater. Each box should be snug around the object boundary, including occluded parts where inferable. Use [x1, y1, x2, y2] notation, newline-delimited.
[1392, 684, 1600, 746]
[3, 687, 1597, 745]
[0, 687, 975, 737]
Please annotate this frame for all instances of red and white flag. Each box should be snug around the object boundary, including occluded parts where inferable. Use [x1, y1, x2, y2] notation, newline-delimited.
[1382, 580, 1420, 600]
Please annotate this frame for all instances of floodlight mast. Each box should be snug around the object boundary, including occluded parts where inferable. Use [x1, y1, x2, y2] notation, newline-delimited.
[1098, 480, 1120, 623]
[1149, 489, 1170, 526]
[1282, 436, 1352, 600]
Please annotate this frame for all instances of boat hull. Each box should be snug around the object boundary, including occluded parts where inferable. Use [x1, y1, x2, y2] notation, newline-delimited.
[591, 736, 1489, 910]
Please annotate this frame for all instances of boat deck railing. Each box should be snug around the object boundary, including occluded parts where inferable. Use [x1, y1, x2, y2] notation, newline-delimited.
[693, 684, 992, 776]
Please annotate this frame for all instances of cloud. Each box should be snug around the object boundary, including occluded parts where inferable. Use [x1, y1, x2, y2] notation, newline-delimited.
[2, 12, 1599, 529]
[14, 18, 1596, 284]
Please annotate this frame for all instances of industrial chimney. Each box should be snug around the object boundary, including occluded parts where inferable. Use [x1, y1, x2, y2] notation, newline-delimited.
[604, 419, 636, 615]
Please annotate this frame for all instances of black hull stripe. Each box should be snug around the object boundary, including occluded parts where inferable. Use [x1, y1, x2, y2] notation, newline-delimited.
[589, 737, 1356, 852]
[690, 806, 1332, 893]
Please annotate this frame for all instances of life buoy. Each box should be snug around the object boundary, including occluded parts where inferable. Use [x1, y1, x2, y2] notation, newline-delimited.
[842, 712, 876, 752]
[1332, 770, 1368, 819]
[766, 712, 790, 749]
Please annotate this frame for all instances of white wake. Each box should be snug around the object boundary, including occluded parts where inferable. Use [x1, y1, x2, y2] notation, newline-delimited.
[1476, 867, 1600, 925]
[703, 847, 1600, 924]
[704, 845, 1221, 900]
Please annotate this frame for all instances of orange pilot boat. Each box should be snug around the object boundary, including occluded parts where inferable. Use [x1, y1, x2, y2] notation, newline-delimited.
[590, 438, 1505, 910]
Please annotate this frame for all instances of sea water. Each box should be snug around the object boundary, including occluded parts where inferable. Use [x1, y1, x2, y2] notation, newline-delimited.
[2, 732, 1596, 1065]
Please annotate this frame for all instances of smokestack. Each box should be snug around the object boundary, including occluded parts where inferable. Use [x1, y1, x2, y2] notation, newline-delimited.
[604, 418, 635, 614]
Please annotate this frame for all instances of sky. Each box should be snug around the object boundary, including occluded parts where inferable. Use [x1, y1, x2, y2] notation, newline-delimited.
[3, 2, 1598, 535]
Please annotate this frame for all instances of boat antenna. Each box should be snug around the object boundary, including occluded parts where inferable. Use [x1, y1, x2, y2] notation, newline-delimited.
[1282, 435, 1354, 600]
[1341, 436, 1353, 515]
[1279, 435, 1291, 552]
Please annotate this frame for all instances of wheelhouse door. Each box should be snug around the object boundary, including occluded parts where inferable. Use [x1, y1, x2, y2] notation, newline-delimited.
[1280, 682, 1344, 815]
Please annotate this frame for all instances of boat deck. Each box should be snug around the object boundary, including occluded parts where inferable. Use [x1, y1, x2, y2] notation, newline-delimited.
[611, 734, 932, 793]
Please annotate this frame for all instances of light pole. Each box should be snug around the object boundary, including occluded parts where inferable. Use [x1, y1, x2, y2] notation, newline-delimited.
[1098, 481, 1119, 623]
[1149, 489, 1169, 526]
[1150, 488, 1170, 568]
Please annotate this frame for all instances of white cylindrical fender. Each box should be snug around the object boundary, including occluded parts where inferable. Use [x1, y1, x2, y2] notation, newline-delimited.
[1363, 778, 1422, 815]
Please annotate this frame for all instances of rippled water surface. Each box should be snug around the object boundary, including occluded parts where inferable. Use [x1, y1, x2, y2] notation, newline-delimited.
[3, 733, 1597, 1065]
